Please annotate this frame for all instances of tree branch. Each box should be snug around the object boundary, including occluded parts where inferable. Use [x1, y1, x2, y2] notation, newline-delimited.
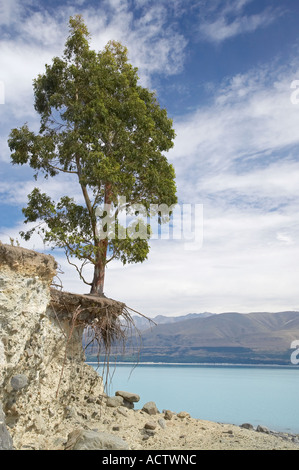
[75, 155, 99, 242]
[48, 162, 78, 174]
[106, 253, 115, 264]
[63, 239, 94, 263]
[65, 250, 92, 286]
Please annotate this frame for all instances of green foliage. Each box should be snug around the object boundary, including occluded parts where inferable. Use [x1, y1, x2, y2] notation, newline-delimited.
[8, 15, 177, 293]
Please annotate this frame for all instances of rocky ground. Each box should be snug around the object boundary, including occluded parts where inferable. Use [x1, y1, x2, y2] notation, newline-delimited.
[2, 244, 297, 452]
[9, 389, 299, 451]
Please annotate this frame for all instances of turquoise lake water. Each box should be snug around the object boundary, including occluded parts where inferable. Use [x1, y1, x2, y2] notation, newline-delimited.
[89, 363, 299, 434]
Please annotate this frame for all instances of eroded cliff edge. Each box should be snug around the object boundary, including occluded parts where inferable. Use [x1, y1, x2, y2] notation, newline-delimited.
[0, 242, 122, 450]
[2, 243, 299, 451]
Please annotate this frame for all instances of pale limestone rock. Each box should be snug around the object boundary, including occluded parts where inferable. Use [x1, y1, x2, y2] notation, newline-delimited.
[0, 402, 13, 450]
[115, 390, 140, 403]
[65, 429, 130, 450]
[177, 411, 191, 419]
[0, 243, 107, 450]
[107, 395, 124, 407]
[142, 401, 159, 415]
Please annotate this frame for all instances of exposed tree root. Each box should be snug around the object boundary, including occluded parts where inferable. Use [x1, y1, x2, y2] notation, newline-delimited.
[49, 288, 155, 395]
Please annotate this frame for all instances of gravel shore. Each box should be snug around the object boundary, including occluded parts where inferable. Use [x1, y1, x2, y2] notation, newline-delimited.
[50, 397, 299, 451]
[87, 405, 299, 451]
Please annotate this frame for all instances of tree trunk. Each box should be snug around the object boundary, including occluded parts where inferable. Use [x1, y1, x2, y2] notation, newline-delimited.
[90, 257, 105, 295]
[90, 183, 112, 296]
[90, 239, 108, 295]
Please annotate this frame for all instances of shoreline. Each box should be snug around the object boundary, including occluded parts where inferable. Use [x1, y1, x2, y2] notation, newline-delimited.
[86, 361, 299, 436]
[87, 361, 299, 368]
[62, 398, 299, 451]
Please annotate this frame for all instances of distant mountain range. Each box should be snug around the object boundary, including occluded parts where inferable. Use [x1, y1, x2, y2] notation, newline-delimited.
[131, 312, 214, 331]
[85, 311, 299, 365]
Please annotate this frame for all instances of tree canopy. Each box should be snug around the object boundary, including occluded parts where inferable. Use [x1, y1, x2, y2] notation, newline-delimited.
[8, 15, 177, 295]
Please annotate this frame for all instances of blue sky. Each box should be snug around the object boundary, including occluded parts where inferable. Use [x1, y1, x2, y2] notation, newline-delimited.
[1, 0, 299, 317]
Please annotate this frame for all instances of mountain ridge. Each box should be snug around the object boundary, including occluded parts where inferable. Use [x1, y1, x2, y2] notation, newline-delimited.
[131, 312, 214, 331]
[105, 310, 299, 365]
[135, 310, 299, 364]
[85, 310, 299, 365]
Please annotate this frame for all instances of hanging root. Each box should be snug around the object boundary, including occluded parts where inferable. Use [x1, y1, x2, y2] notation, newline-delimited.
[81, 303, 156, 392]
[50, 288, 156, 394]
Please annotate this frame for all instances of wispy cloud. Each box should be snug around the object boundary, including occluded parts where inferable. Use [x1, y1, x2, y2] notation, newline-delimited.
[83, 1, 187, 84]
[198, 0, 281, 43]
[0, 0, 26, 27]
[171, 61, 299, 198]
[1, 1, 299, 315]
[0, 0, 187, 122]
[143, 55, 299, 314]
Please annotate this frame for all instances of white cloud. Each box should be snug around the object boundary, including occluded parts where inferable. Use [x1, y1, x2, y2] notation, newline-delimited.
[199, 1, 281, 43]
[146, 57, 299, 315]
[200, 13, 271, 43]
[3, 201, 298, 317]
[0, 0, 26, 27]
[1, 0, 299, 316]
[84, 1, 187, 85]
[18, 11, 66, 47]
[170, 62, 299, 203]
[0, 0, 187, 122]
[0, 135, 10, 162]
[0, 171, 84, 207]
[0, 41, 52, 119]
[95, 234, 299, 316]
[206, 162, 299, 197]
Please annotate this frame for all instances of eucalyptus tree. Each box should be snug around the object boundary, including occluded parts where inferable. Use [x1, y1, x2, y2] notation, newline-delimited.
[8, 15, 177, 296]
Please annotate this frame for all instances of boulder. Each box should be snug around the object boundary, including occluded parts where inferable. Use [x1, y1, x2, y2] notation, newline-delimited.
[158, 418, 166, 429]
[164, 409, 173, 420]
[117, 406, 129, 417]
[123, 400, 134, 410]
[10, 374, 28, 391]
[142, 401, 159, 415]
[144, 421, 157, 430]
[240, 423, 254, 430]
[256, 425, 270, 434]
[177, 411, 190, 419]
[115, 391, 140, 403]
[106, 396, 124, 407]
[0, 403, 13, 450]
[65, 429, 129, 450]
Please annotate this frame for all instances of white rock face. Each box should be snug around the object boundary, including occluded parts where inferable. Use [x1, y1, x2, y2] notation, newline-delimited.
[0, 243, 105, 450]
[0, 270, 51, 381]
[0, 339, 6, 370]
